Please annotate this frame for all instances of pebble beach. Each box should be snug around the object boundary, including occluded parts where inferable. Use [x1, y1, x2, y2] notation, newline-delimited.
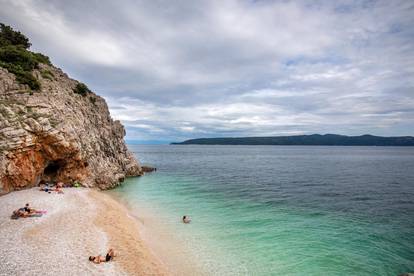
[0, 188, 167, 276]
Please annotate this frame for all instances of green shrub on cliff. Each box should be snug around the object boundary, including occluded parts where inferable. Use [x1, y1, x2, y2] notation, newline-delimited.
[0, 46, 40, 90]
[0, 45, 36, 70]
[41, 69, 54, 80]
[0, 23, 52, 90]
[73, 83, 91, 96]
[0, 23, 31, 49]
[31, 52, 51, 65]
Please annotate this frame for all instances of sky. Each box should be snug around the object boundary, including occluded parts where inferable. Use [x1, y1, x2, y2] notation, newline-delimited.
[1, 0, 413, 143]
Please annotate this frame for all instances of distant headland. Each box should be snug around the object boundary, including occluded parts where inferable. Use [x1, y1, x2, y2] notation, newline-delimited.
[171, 134, 414, 146]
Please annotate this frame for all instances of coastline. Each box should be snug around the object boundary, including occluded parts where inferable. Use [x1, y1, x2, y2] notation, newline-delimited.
[89, 190, 168, 275]
[104, 189, 207, 276]
[0, 187, 167, 275]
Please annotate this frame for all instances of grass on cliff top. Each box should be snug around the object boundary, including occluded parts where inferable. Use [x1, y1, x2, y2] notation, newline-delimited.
[0, 23, 52, 91]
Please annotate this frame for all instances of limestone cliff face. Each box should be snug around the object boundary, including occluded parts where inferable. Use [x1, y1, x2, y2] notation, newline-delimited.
[0, 64, 142, 194]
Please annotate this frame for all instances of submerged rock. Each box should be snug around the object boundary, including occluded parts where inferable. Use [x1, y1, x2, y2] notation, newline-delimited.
[0, 65, 142, 194]
[141, 166, 157, 173]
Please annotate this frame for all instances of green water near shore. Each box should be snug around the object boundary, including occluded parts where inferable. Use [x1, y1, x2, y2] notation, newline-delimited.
[109, 145, 414, 275]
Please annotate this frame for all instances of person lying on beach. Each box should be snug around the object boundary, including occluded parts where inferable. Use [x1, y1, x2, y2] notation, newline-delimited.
[182, 215, 191, 223]
[89, 249, 116, 264]
[11, 207, 46, 219]
[10, 204, 34, 219]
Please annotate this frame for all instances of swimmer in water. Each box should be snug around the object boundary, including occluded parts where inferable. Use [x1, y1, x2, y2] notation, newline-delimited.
[182, 215, 191, 223]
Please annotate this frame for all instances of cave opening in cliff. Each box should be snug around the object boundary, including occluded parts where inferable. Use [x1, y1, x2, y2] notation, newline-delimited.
[42, 160, 65, 183]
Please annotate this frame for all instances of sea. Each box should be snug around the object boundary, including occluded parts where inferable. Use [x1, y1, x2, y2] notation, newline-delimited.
[108, 145, 414, 275]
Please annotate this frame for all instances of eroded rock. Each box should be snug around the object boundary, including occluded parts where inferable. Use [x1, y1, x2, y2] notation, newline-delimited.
[0, 65, 142, 194]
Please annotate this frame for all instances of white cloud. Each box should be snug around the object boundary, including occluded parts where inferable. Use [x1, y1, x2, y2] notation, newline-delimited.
[1, 2, 127, 67]
[1, 0, 413, 140]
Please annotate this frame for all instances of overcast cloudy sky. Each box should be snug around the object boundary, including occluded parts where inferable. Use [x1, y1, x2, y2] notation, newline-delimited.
[1, 0, 413, 142]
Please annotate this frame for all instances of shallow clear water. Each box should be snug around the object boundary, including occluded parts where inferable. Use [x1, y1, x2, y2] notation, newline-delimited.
[109, 145, 414, 275]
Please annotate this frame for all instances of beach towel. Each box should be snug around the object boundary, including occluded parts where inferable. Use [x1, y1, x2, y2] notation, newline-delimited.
[29, 213, 43, 217]
[36, 210, 47, 214]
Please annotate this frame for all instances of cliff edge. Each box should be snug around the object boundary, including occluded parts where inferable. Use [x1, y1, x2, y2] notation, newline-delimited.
[0, 24, 141, 194]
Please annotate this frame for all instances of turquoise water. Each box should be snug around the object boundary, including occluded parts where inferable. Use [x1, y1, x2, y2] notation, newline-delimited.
[109, 145, 414, 275]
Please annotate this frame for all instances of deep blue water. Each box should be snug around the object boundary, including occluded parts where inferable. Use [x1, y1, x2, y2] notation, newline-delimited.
[109, 145, 414, 275]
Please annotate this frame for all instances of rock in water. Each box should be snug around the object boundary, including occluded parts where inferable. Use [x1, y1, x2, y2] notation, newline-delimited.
[0, 64, 142, 194]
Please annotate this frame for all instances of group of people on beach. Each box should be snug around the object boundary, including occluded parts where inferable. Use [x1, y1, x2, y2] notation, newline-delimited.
[11, 182, 67, 218]
[10, 180, 192, 266]
[12, 185, 115, 265]
[39, 181, 66, 194]
[11, 183, 67, 219]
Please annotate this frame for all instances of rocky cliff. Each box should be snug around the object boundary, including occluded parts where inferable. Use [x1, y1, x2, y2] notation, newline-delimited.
[0, 64, 142, 194]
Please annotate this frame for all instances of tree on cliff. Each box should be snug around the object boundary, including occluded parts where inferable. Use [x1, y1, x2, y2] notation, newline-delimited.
[0, 23, 51, 90]
[0, 23, 31, 49]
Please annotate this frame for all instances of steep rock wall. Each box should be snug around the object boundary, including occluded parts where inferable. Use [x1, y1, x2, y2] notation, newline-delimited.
[0, 65, 141, 194]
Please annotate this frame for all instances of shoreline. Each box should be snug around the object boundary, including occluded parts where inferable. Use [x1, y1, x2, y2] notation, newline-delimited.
[0, 187, 168, 275]
[100, 191, 208, 276]
[89, 189, 169, 275]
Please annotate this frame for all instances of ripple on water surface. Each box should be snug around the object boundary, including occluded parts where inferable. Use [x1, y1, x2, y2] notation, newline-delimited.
[109, 145, 414, 275]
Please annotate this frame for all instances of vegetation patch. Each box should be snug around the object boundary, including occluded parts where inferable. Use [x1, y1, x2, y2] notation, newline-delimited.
[28, 112, 42, 120]
[49, 117, 60, 128]
[0, 23, 52, 91]
[0, 106, 10, 118]
[89, 96, 97, 105]
[73, 83, 91, 96]
[41, 69, 54, 80]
